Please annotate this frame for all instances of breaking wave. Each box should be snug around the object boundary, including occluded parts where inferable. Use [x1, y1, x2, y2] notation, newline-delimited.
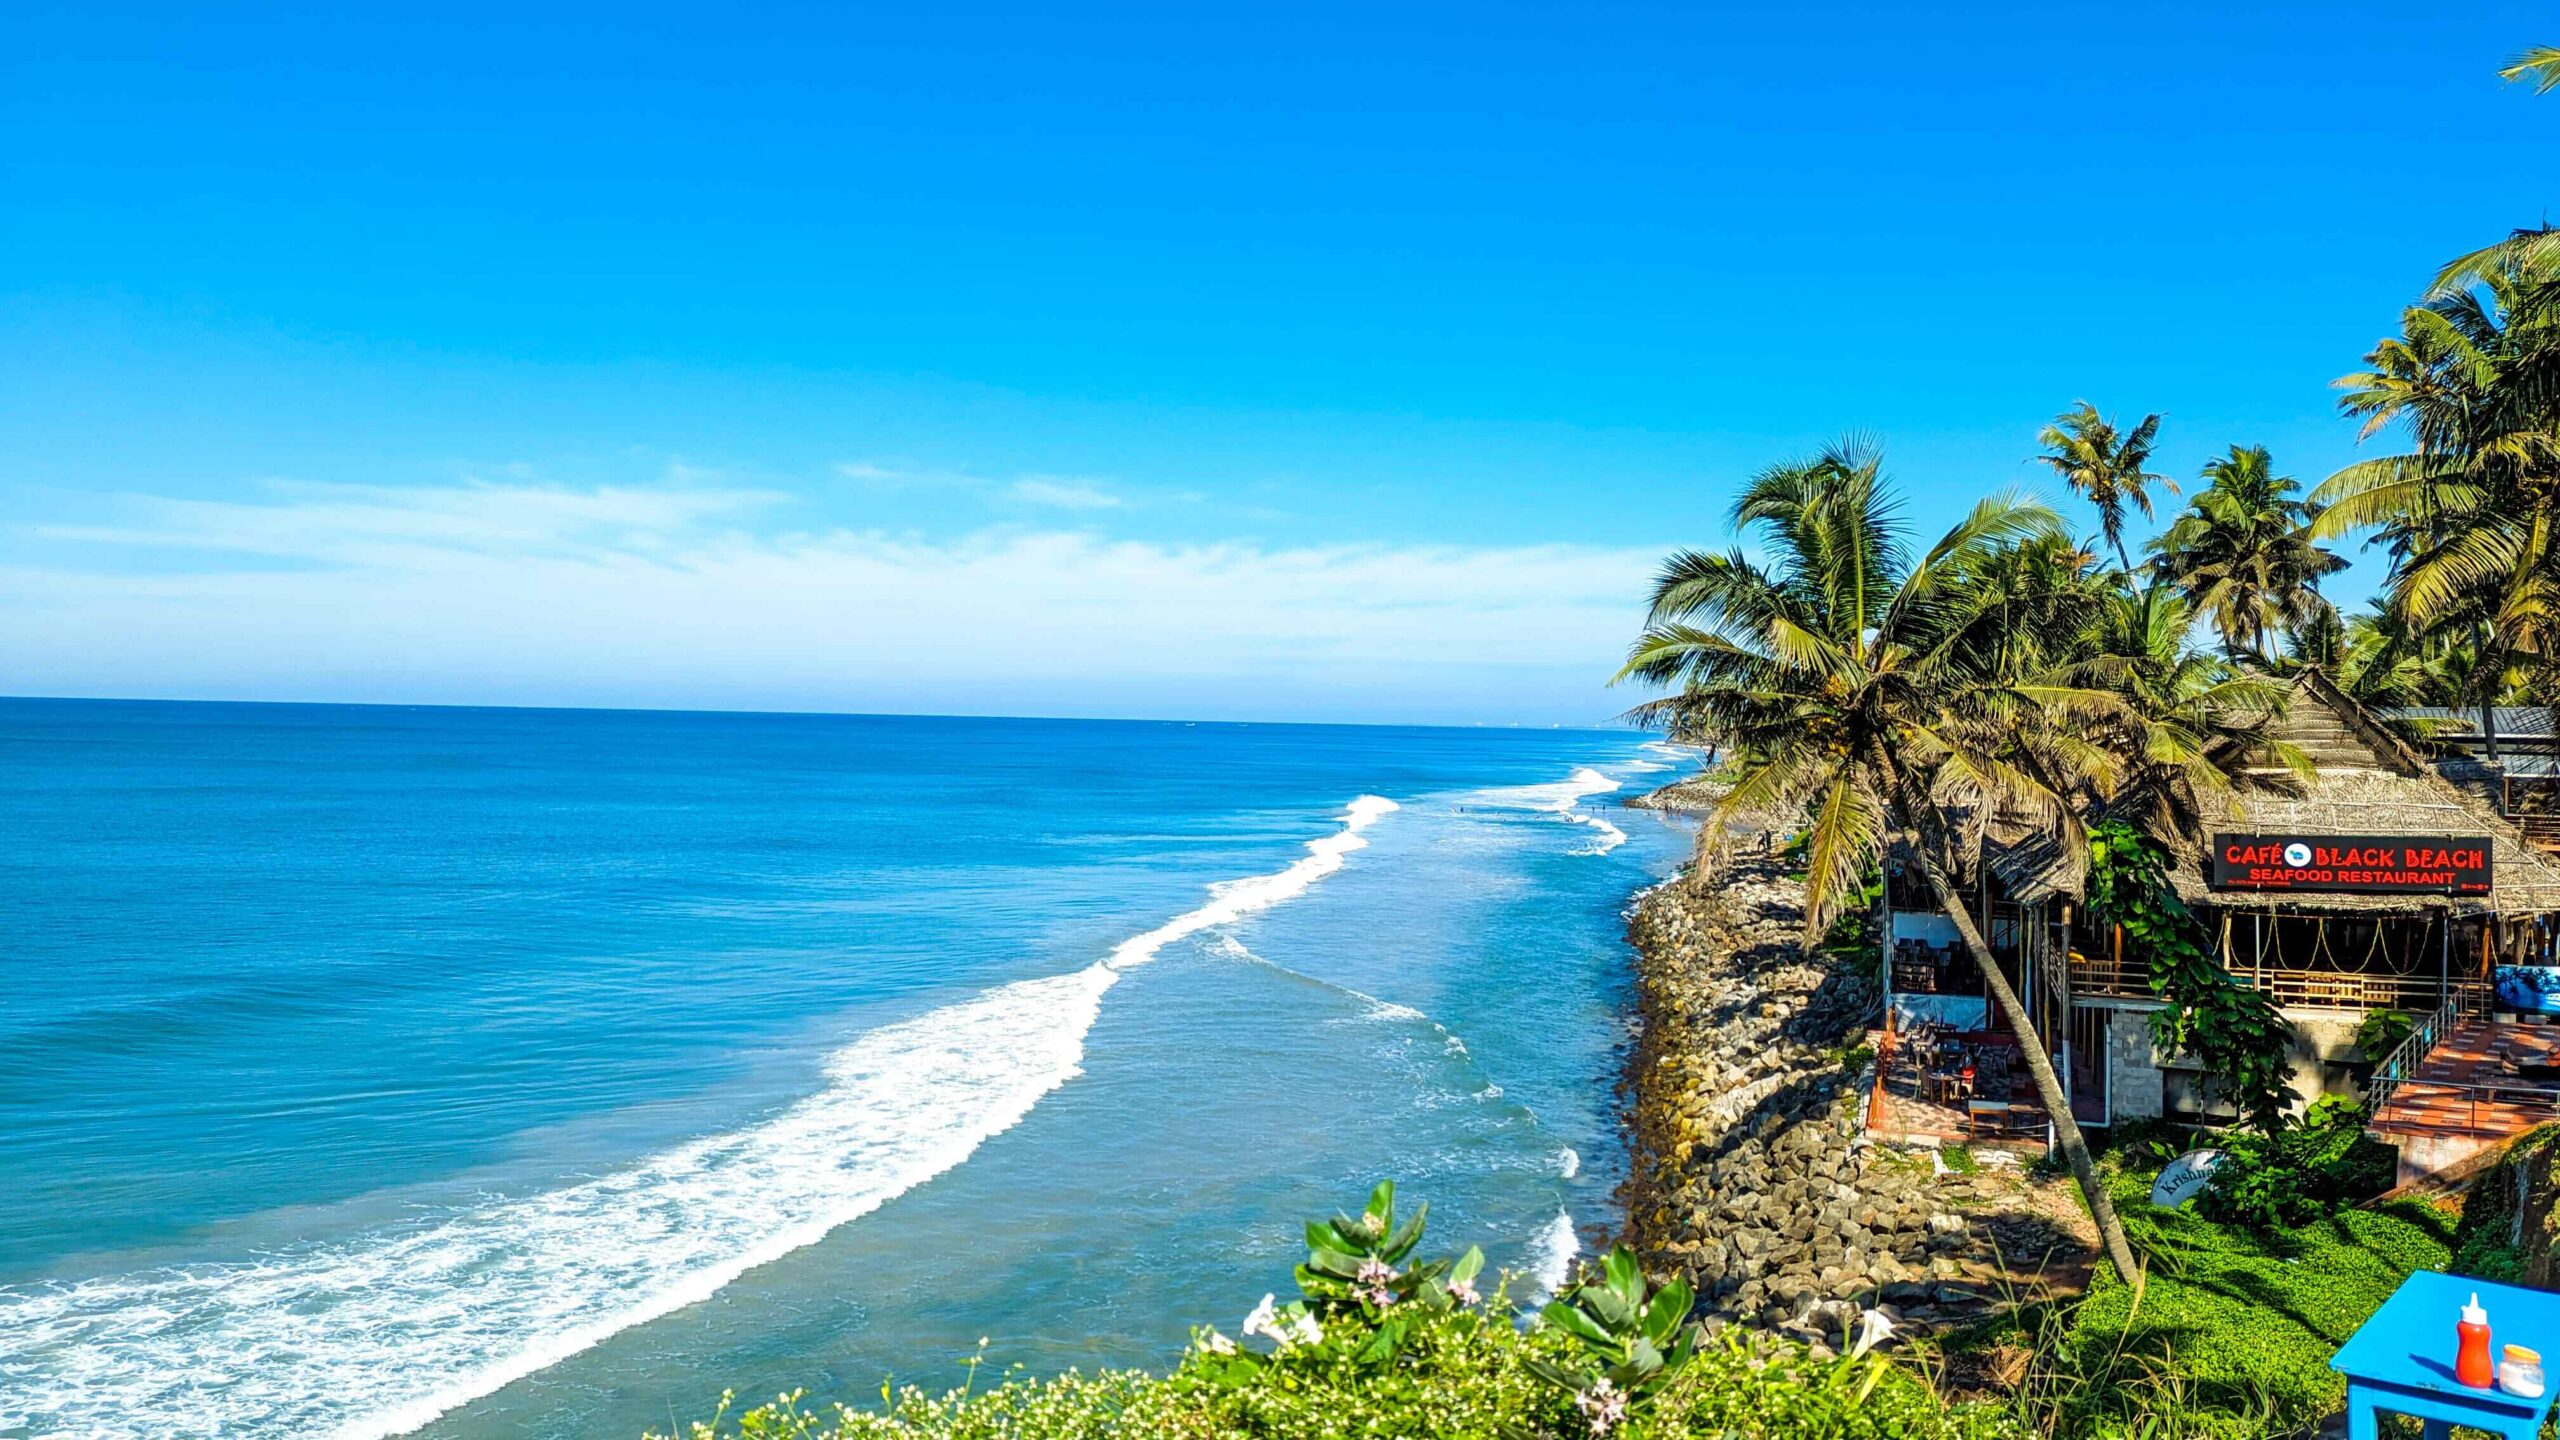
[0, 797, 1402, 1440]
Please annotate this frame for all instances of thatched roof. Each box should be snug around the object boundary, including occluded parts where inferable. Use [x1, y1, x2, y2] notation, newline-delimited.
[1985, 823, 2082, 908]
[1975, 672, 2560, 917]
[2165, 671, 2560, 917]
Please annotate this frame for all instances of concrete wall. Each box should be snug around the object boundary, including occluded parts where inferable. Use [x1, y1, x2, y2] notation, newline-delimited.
[2281, 1009, 2368, 1105]
[2135, 1004, 2369, 1122]
[2101, 1005, 2165, 1121]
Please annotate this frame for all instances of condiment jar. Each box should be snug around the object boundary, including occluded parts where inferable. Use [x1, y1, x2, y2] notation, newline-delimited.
[2499, 1343, 2545, 1400]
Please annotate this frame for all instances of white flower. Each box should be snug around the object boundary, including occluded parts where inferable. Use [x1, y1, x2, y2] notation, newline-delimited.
[1241, 1294, 1282, 1343]
[1573, 1377, 1628, 1436]
[1243, 1293, 1323, 1350]
[1849, 1306, 1896, 1359]
[1449, 1275, 1480, 1306]
[1196, 1329, 1237, 1356]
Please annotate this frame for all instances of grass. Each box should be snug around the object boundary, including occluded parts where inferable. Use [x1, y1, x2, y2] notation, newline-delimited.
[1948, 1169, 2459, 1437]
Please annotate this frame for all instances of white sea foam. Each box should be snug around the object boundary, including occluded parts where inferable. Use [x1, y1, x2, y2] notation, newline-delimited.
[1527, 1210, 1580, 1303]
[1557, 1147, 1581, 1180]
[1472, 767, 1626, 855]
[0, 796, 1402, 1440]
[1479, 766, 1621, 814]
[1570, 814, 1628, 856]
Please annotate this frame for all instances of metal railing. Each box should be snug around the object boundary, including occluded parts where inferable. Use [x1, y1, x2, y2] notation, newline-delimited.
[2363, 1076, 2560, 1138]
[2366, 993, 2467, 1118]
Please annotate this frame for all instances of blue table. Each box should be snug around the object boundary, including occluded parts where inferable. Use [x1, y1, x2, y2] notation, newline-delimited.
[2332, 1270, 2560, 1439]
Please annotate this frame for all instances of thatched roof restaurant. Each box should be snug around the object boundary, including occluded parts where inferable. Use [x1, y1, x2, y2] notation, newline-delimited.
[1871, 671, 2560, 1182]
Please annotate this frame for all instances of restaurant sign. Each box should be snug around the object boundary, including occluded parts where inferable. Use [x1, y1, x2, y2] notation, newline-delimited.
[2208, 834, 2493, 896]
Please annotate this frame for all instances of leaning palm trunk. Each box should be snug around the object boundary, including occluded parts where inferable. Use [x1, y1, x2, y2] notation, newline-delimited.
[1903, 823, 2141, 1289]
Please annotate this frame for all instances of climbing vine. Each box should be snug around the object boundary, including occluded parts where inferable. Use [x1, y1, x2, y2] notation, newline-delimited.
[2083, 818, 2297, 1134]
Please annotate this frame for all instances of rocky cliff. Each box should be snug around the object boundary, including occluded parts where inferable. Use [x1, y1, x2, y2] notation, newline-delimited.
[1620, 854, 2093, 1345]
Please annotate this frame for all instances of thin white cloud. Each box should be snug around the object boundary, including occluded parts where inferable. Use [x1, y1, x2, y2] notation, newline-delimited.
[2, 480, 1658, 722]
[833, 460, 979, 488]
[33, 479, 778, 564]
[1009, 477, 1124, 510]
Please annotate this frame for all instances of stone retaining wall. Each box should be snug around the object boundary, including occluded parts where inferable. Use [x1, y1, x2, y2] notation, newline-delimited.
[1621, 856, 2088, 1343]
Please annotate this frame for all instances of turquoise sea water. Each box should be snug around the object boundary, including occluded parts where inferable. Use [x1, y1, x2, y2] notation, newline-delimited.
[0, 700, 1696, 1439]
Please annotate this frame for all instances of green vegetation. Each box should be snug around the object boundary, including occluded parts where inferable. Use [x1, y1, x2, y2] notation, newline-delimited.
[662, 1166, 2467, 1440]
[2082, 819, 2295, 1135]
[2147, 446, 2346, 665]
[2034, 402, 2171, 574]
[1940, 1162, 2453, 1438]
[665, 1334, 2026, 1440]
[2073, 1182, 2452, 1434]
[2448, 1123, 2560, 1283]
[2196, 1097, 2398, 1230]
[657, 1181, 2025, 1440]
[2353, 1009, 2414, 1066]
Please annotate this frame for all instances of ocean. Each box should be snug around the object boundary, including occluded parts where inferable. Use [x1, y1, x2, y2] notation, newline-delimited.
[0, 699, 1697, 1439]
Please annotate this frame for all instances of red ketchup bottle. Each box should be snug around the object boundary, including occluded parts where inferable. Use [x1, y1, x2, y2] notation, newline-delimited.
[2459, 1292, 2496, 1389]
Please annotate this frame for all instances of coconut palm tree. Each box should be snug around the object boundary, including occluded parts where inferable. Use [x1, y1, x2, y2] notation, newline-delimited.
[2315, 259, 2560, 758]
[2069, 586, 2304, 845]
[1614, 442, 2142, 1287]
[2148, 445, 2347, 662]
[2429, 46, 2560, 294]
[2036, 402, 2175, 574]
[2508, 43, 2560, 91]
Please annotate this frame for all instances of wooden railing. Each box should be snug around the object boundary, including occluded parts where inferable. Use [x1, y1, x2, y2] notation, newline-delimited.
[2027, 921, 2070, 1010]
[2069, 951, 2478, 1014]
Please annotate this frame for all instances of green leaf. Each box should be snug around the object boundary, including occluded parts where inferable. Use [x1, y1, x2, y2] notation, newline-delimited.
[1381, 1201, 1429, 1262]
[1304, 1249, 1364, 1280]
[1641, 1277, 1693, 1343]
[1450, 1245, 1484, 1286]
[1603, 1246, 1645, 1311]
[1363, 1179, 1395, 1229]
[1522, 1358, 1591, 1393]
[1582, 1286, 1636, 1330]
[1664, 1323, 1700, 1376]
[1354, 1320, 1401, 1365]
[1541, 1302, 1615, 1348]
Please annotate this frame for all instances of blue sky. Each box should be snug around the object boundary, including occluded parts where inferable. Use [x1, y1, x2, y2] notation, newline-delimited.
[4, 2, 2556, 723]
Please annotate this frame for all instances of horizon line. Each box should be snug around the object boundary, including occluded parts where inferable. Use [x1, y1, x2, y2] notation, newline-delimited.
[0, 691, 1663, 736]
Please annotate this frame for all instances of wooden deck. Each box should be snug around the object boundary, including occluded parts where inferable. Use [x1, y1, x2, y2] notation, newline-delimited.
[1865, 1026, 2051, 1152]
[2369, 1022, 2560, 1143]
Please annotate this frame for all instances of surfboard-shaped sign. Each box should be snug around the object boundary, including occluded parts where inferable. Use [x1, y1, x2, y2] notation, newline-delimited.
[2150, 1149, 2223, 1208]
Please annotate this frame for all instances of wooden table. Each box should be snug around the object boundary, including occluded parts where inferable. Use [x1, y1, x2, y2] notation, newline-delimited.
[2331, 1270, 2560, 1439]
